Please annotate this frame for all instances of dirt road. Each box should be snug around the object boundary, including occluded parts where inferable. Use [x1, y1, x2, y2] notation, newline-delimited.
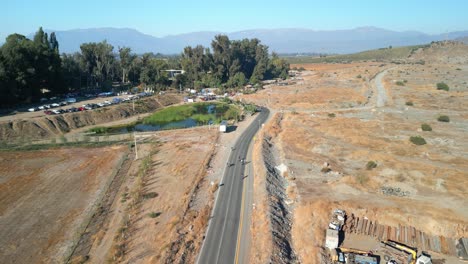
[375, 69, 390, 107]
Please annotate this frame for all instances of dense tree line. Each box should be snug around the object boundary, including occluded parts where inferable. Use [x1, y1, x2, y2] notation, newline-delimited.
[0, 28, 62, 105]
[180, 35, 289, 89]
[0, 29, 288, 107]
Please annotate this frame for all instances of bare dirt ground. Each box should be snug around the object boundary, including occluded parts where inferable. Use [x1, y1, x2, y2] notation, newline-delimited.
[0, 146, 127, 264]
[244, 42, 468, 263]
[118, 127, 218, 263]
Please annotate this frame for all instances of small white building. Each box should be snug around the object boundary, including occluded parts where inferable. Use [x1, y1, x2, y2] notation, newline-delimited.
[219, 120, 228, 133]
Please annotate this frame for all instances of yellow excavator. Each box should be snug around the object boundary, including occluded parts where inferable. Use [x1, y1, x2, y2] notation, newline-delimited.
[380, 240, 432, 264]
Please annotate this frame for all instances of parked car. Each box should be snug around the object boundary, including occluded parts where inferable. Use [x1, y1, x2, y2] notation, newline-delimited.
[67, 107, 78, 113]
[38, 105, 45, 110]
[51, 109, 61, 114]
[78, 107, 86, 111]
[44, 110, 53, 115]
[44, 104, 52, 109]
[28, 107, 38, 112]
[59, 101, 67, 106]
[51, 103, 60, 107]
[66, 98, 77, 104]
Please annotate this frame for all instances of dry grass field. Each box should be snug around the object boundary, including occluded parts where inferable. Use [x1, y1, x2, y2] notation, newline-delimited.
[245, 42, 468, 263]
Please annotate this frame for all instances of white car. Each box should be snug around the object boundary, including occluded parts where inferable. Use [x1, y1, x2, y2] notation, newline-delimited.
[97, 103, 105, 107]
[38, 105, 45, 110]
[51, 103, 60, 107]
[103, 100, 111, 105]
[28, 107, 37, 112]
[51, 109, 61, 114]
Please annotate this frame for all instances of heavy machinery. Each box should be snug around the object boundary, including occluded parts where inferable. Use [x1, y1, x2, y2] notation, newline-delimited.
[331, 248, 378, 264]
[380, 240, 432, 264]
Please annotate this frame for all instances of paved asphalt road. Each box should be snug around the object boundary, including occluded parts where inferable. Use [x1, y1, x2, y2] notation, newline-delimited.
[197, 107, 270, 264]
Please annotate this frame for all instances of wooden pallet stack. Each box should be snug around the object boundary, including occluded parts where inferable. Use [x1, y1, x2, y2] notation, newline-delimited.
[343, 213, 460, 256]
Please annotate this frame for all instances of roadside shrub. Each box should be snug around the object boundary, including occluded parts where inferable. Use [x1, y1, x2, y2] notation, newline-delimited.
[148, 212, 162, 218]
[421, 123, 432, 131]
[366, 161, 377, 170]
[410, 136, 427, 145]
[436, 82, 449, 91]
[396, 81, 405, 86]
[356, 74, 362, 78]
[298, 67, 305, 71]
[456, 68, 461, 71]
[143, 192, 158, 199]
[437, 115, 450, 122]
[355, 174, 369, 185]
[328, 113, 336, 118]
[405, 101, 414, 106]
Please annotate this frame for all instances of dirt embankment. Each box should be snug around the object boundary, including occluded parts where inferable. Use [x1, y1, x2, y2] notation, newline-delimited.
[0, 95, 181, 142]
[262, 125, 298, 263]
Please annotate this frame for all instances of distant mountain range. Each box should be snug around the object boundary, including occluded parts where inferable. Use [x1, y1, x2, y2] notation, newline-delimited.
[24, 27, 468, 54]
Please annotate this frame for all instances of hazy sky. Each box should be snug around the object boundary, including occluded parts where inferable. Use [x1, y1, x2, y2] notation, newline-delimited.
[2, 0, 467, 40]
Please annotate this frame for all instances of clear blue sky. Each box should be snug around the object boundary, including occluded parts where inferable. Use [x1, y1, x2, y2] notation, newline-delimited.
[1, 0, 467, 40]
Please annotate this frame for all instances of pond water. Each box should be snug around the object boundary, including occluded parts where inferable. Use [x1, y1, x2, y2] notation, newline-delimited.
[134, 118, 198, 131]
[95, 104, 222, 134]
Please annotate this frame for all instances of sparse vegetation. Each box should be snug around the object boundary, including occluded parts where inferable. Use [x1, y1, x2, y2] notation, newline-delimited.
[436, 82, 450, 91]
[356, 74, 362, 78]
[405, 101, 414, 106]
[328, 113, 336, 118]
[355, 174, 369, 185]
[143, 192, 158, 199]
[437, 115, 450, 122]
[396, 81, 405, 86]
[421, 123, 432, 131]
[366, 161, 377, 170]
[148, 212, 162, 218]
[410, 136, 427, 145]
[284, 44, 427, 63]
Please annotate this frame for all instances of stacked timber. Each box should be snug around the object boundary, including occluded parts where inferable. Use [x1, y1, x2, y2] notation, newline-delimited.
[343, 214, 463, 257]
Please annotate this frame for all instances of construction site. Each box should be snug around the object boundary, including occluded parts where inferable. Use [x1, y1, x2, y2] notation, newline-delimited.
[244, 41, 468, 264]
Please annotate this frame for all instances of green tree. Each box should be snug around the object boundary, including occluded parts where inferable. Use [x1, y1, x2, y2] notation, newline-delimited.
[119, 47, 136, 83]
[268, 52, 290, 80]
[227, 72, 247, 88]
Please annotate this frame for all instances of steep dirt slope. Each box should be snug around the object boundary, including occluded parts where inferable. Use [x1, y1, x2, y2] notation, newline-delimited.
[0, 95, 181, 142]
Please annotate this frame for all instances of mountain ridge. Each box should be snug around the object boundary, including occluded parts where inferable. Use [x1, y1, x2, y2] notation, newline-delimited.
[19, 27, 468, 55]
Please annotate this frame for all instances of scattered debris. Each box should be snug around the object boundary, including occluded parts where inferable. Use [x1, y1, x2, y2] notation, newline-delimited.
[380, 186, 410, 197]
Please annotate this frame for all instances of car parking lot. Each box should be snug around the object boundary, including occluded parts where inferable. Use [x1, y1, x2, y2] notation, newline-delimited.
[0, 92, 154, 121]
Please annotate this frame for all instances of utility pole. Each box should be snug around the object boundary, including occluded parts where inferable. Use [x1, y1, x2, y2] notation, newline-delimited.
[134, 132, 138, 160]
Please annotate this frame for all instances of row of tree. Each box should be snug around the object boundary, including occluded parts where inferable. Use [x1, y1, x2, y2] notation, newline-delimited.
[0, 28, 289, 106]
[180, 35, 289, 89]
